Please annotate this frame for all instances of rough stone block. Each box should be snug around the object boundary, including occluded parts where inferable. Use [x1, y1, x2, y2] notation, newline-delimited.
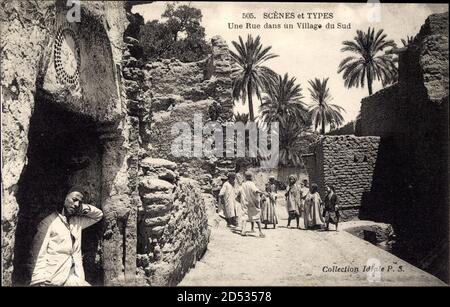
[141, 158, 178, 171]
[139, 177, 175, 193]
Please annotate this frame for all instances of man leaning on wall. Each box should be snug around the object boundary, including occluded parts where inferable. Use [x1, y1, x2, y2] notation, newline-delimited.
[28, 187, 103, 286]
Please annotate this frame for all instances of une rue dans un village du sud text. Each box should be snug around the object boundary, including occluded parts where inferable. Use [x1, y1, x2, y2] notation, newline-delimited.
[228, 11, 352, 30]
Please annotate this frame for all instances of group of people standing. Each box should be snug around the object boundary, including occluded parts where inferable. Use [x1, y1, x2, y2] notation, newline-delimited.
[218, 171, 340, 238]
[285, 175, 340, 231]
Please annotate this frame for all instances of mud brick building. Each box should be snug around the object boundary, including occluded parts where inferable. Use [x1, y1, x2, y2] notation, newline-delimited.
[305, 135, 381, 220]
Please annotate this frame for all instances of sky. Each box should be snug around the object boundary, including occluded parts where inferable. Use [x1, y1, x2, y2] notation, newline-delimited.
[133, 2, 448, 125]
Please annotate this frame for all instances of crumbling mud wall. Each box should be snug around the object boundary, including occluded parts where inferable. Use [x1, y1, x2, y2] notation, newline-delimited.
[327, 121, 356, 136]
[1, 0, 138, 286]
[305, 135, 381, 220]
[143, 36, 235, 180]
[135, 38, 235, 285]
[142, 37, 236, 222]
[358, 84, 399, 137]
[356, 12, 449, 282]
[136, 158, 209, 286]
[119, 9, 233, 285]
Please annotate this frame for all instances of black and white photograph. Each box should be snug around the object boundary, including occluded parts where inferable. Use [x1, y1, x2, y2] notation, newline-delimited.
[1, 0, 449, 291]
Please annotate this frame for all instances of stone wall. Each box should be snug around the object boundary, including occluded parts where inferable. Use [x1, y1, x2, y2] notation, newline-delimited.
[328, 121, 356, 136]
[136, 158, 210, 286]
[305, 135, 380, 220]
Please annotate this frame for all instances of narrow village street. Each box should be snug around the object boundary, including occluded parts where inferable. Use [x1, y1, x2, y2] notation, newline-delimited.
[180, 199, 445, 286]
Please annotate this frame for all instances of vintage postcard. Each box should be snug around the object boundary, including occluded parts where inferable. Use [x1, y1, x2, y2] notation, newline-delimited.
[1, 0, 448, 293]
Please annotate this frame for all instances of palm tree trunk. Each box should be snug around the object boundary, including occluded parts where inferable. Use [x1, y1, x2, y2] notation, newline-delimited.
[367, 68, 373, 95]
[247, 82, 255, 121]
[321, 115, 326, 135]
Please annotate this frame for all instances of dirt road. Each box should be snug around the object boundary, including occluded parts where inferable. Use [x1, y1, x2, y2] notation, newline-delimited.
[180, 202, 445, 286]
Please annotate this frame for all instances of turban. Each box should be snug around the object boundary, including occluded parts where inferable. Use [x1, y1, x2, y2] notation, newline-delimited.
[288, 174, 297, 182]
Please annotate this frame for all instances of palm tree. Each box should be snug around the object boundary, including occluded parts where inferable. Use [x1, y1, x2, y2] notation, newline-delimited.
[338, 27, 397, 95]
[308, 77, 345, 134]
[233, 112, 250, 124]
[230, 34, 278, 121]
[401, 35, 415, 47]
[258, 73, 309, 166]
[260, 73, 308, 127]
[278, 118, 314, 166]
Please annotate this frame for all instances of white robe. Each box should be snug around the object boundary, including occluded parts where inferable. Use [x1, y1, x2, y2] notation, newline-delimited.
[219, 181, 237, 219]
[305, 192, 324, 227]
[239, 181, 261, 222]
[29, 205, 103, 286]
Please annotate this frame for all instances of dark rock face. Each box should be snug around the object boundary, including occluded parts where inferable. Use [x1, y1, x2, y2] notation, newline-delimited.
[357, 12, 449, 283]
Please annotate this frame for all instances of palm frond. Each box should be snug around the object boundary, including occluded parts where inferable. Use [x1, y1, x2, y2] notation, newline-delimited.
[338, 27, 398, 94]
[307, 77, 346, 134]
[230, 35, 278, 120]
